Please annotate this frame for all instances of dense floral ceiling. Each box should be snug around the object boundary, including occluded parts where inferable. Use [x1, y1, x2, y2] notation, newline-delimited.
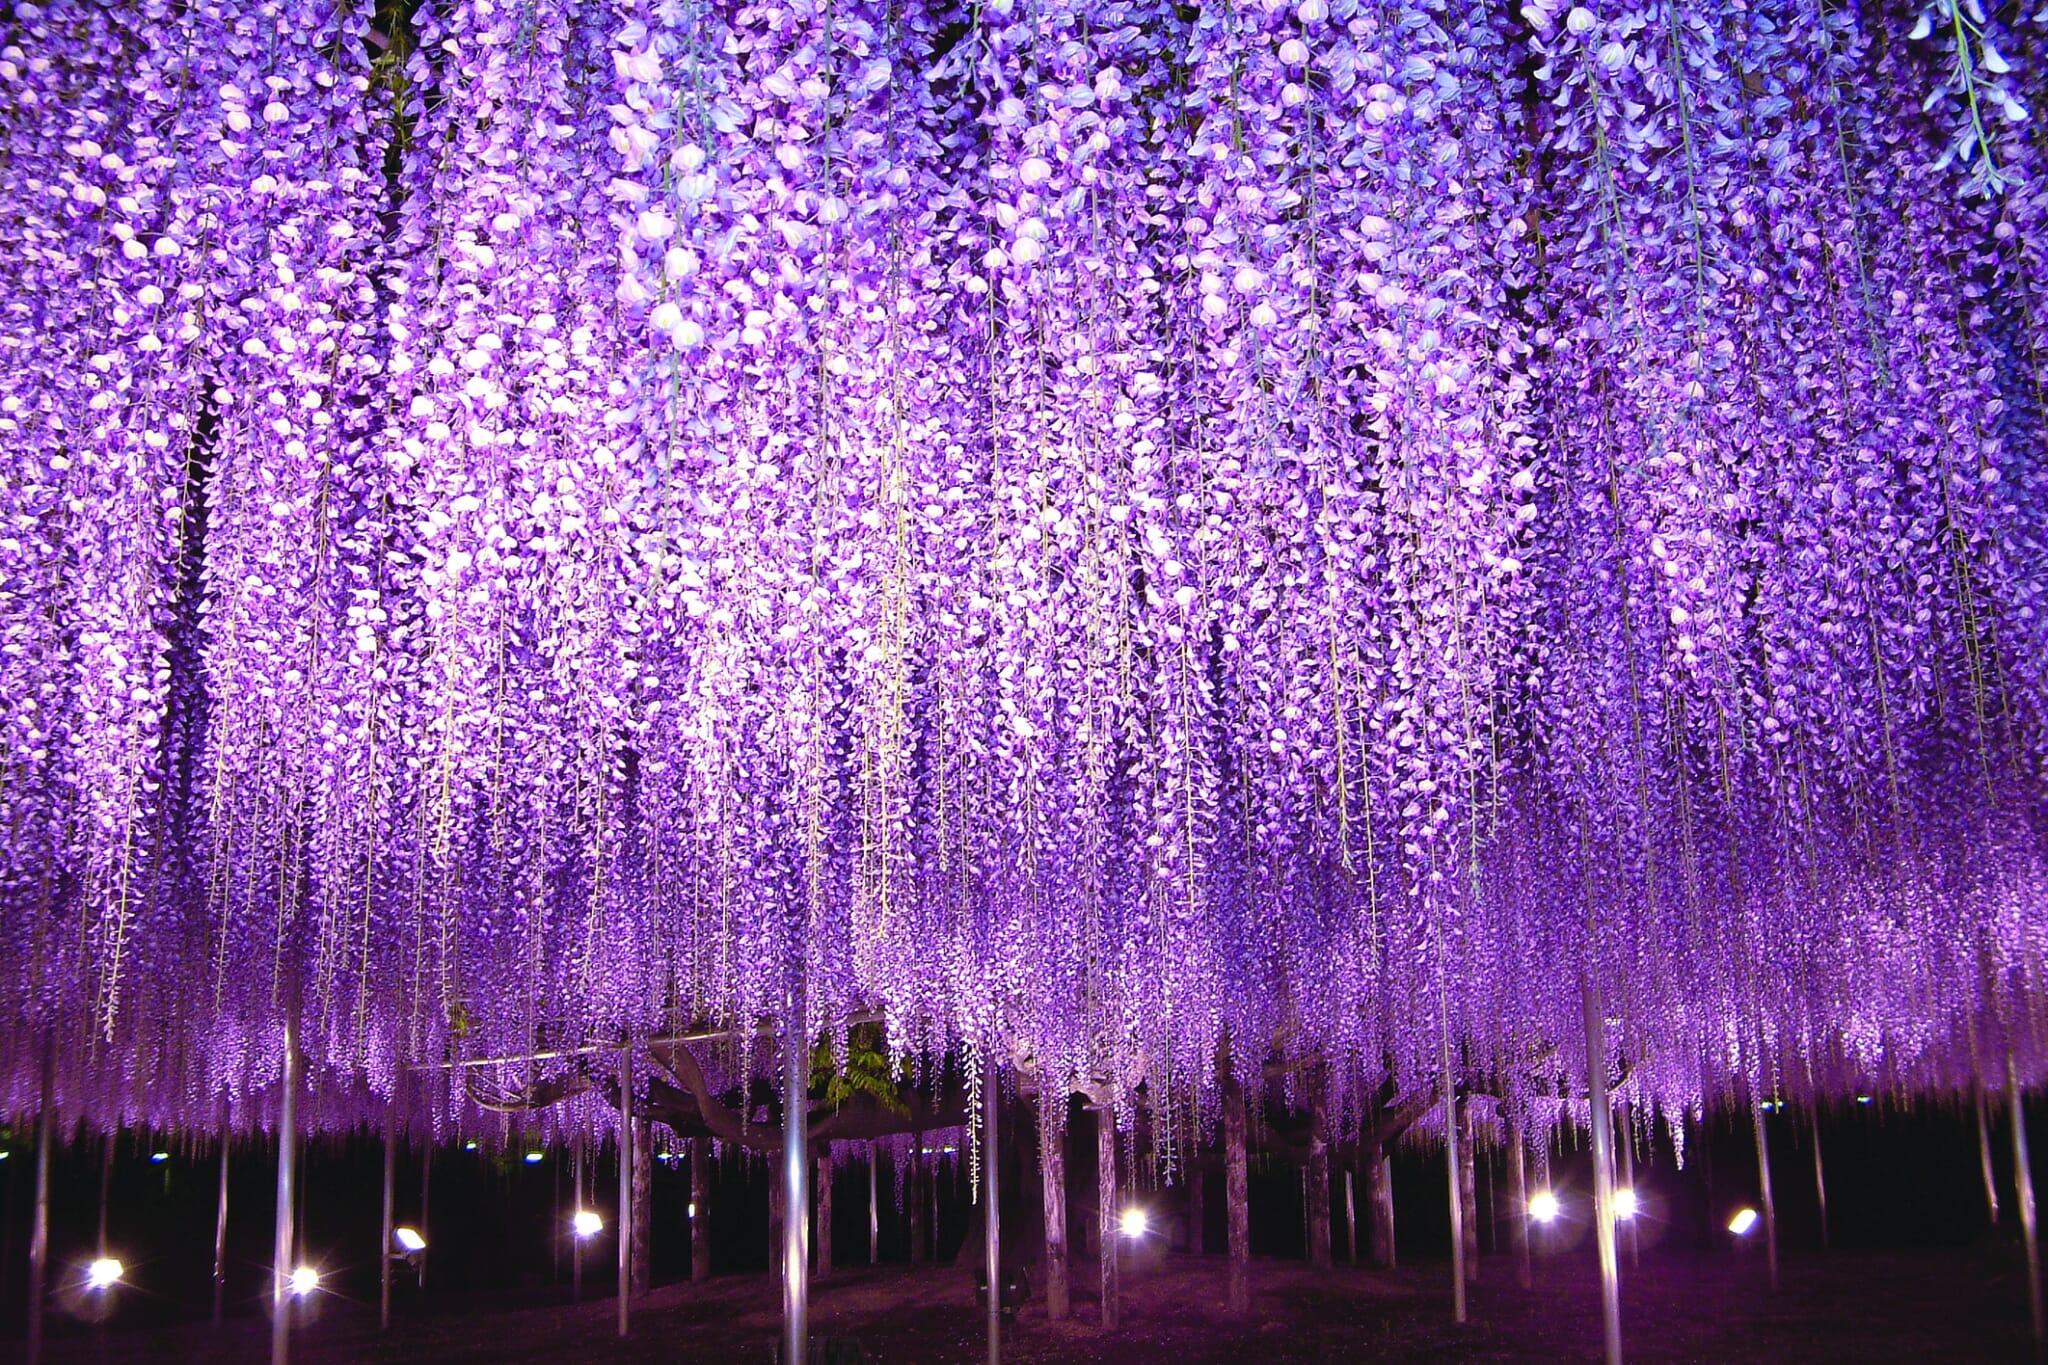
[0, 0, 2043, 1141]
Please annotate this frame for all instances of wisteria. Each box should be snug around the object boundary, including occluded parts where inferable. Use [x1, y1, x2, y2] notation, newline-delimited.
[0, 0, 2043, 1156]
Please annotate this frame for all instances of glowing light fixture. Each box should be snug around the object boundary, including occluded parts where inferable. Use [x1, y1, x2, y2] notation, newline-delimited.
[1613, 1187, 1639, 1220]
[1728, 1207, 1759, 1236]
[289, 1265, 320, 1296]
[86, 1258, 124, 1290]
[687, 1202, 697, 1219]
[573, 1209, 603, 1239]
[393, 1226, 426, 1253]
[1528, 1190, 1561, 1223]
[1855, 1095, 1874, 1105]
[524, 1150, 544, 1164]
[150, 1151, 170, 1163]
[464, 1140, 478, 1151]
[1118, 1207, 1149, 1238]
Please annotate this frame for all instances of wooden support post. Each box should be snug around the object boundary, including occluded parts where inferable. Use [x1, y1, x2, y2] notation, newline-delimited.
[1811, 1106, 1830, 1252]
[1344, 1168, 1356, 1266]
[1041, 1096, 1069, 1320]
[1619, 1104, 1638, 1270]
[1456, 1097, 1478, 1280]
[380, 1091, 396, 1330]
[816, 1145, 833, 1279]
[1753, 1099, 1779, 1294]
[214, 1101, 231, 1327]
[1979, 1079, 2002, 1226]
[1366, 1150, 1395, 1269]
[2009, 1052, 2043, 1365]
[692, 1136, 712, 1283]
[572, 1134, 585, 1300]
[417, 1144, 430, 1292]
[27, 1041, 52, 1365]
[1224, 1073, 1250, 1316]
[1097, 1104, 1119, 1331]
[909, 1133, 926, 1266]
[1507, 1108, 1531, 1290]
[1308, 1086, 1332, 1270]
[632, 1118, 652, 1297]
[770, 1156, 786, 1282]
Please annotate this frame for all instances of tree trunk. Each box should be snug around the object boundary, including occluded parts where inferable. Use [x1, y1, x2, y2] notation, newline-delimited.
[1097, 1105, 1119, 1331]
[632, 1118, 652, 1297]
[1366, 1150, 1396, 1270]
[1507, 1110, 1532, 1290]
[1224, 1074, 1250, 1316]
[1042, 1097, 1070, 1320]
[1190, 1165, 1206, 1256]
[815, 1146, 833, 1278]
[1308, 1088, 1333, 1270]
[1457, 1097, 1479, 1280]
[691, 1137, 712, 1282]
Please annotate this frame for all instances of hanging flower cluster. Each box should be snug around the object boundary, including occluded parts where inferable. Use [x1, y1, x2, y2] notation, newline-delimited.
[0, 0, 2043, 1148]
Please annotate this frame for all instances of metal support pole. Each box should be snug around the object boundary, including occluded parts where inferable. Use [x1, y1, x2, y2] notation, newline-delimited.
[1752, 1100, 1779, 1294]
[782, 1003, 810, 1365]
[985, 1056, 1001, 1365]
[1810, 1106, 1829, 1253]
[272, 1014, 299, 1365]
[2010, 1052, 2043, 1364]
[27, 1040, 52, 1365]
[1583, 978, 1622, 1365]
[214, 1106, 230, 1327]
[380, 1089, 396, 1330]
[869, 1139, 880, 1266]
[618, 1044, 633, 1339]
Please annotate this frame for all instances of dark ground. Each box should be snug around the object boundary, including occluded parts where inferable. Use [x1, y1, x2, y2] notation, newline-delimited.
[26, 1243, 2043, 1364]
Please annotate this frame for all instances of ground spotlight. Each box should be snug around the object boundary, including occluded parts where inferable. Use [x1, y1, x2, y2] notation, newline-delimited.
[86, 1258, 124, 1290]
[394, 1226, 427, 1253]
[1613, 1187, 1639, 1220]
[150, 1151, 169, 1163]
[1528, 1189, 1561, 1223]
[1118, 1207, 1149, 1238]
[464, 1140, 479, 1151]
[573, 1209, 604, 1239]
[524, 1150, 544, 1164]
[1728, 1207, 1759, 1236]
[289, 1266, 320, 1296]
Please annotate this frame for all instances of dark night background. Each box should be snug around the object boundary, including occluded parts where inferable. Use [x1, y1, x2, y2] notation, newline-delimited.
[1, 1094, 2042, 1348]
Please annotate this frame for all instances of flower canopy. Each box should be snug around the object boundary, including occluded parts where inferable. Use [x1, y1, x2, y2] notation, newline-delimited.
[0, 0, 2043, 1145]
